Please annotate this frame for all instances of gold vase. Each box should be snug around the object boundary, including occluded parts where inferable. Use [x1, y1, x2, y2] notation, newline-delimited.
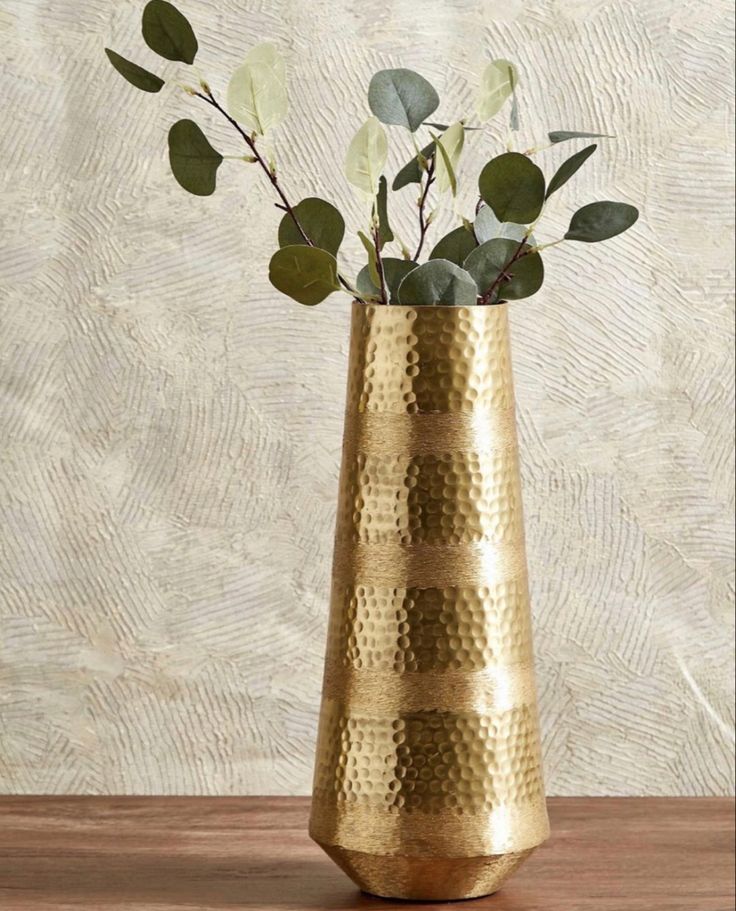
[309, 301, 549, 901]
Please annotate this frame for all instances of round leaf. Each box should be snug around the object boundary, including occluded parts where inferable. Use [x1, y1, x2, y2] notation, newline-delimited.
[227, 43, 288, 135]
[368, 68, 439, 132]
[546, 144, 597, 199]
[142, 0, 198, 64]
[392, 141, 434, 190]
[548, 130, 614, 144]
[478, 152, 545, 224]
[345, 116, 387, 197]
[435, 121, 464, 196]
[356, 257, 417, 303]
[474, 206, 534, 245]
[278, 198, 345, 255]
[105, 49, 164, 93]
[429, 226, 477, 265]
[397, 260, 477, 306]
[269, 245, 340, 306]
[464, 239, 543, 301]
[476, 59, 517, 121]
[168, 119, 223, 196]
[565, 201, 639, 242]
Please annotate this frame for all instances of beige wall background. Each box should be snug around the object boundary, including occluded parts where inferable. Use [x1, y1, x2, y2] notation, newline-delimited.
[1, 0, 734, 795]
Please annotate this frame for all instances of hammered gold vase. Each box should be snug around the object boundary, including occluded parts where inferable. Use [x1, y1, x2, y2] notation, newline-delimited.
[309, 301, 549, 901]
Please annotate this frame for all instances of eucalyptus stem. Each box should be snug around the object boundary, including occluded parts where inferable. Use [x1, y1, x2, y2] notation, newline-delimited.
[481, 233, 530, 304]
[413, 156, 436, 261]
[372, 219, 389, 305]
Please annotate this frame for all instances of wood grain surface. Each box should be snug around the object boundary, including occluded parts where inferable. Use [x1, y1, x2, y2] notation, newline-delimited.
[0, 797, 733, 910]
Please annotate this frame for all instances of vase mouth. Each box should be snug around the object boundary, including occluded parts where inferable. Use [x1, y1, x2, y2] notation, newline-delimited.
[351, 299, 507, 311]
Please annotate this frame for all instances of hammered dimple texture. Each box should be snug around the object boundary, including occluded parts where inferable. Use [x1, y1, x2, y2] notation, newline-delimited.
[310, 303, 548, 900]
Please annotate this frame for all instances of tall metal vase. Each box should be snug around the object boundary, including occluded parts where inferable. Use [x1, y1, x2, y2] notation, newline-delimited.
[309, 301, 549, 901]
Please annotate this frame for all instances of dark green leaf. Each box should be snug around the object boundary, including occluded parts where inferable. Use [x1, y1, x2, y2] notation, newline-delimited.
[464, 238, 543, 301]
[548, 130, 614, 144]
[278, 198, 345, 256]
[397, 259, 477, 306]
[168, 119, 222, 196]
[424, 122, 482, 131]
[478, 152, 545, 224]
[368, 68, 439, 132]
[268, 245, 340, 306]
[105, 49, 164, 93]
[356, 257, 417, 303]
[546, 144, 597, 199]
[376, 176, 394, 247]
[428, 225, 477, 265]
[392, 142, 434, 190]
[142, 0, 198, 64]
[565, 201, 639, 242]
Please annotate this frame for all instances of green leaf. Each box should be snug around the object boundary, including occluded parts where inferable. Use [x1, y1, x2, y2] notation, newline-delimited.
[368, 68, 439, 132]
[277, 198, 345, 255]
[424, 122, 481, 132]
[474, 206, 534, 245]
[565, 201, 639, 242]
[345, 116, 387, 198]
[397, 259, 477, 306]
[356, 257, 417, 303]
[476, 59, 517, 121]
[142, 0, 198, 64]
[227, 43, 288, 135]
[268, 245, 340, 306]
[478, 152, 545, 224]
[546, 144, 597, 199]
[434, 122, 464, 196]
[392, 141, 434, 190]
[358, 231, 381, 286]
[429, 225, 477, 265]
[548, 130, 614, 144]
[376, 176, 394, 247]
[105, 49, 164, 93]
[464, 238, 543, 301]
[168, 119, 223, 196]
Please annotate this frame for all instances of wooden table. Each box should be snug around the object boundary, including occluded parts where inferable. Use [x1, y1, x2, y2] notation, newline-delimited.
[0, 797, 732, 910]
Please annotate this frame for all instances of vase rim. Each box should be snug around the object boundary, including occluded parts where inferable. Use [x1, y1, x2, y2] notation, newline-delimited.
[351, 300, 508, 311]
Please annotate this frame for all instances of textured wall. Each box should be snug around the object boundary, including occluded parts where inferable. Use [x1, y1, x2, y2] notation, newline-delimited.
[0, 0, 733, 795]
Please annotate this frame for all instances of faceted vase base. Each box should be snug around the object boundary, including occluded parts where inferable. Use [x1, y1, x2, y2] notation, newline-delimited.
[318, 840, 534, 901]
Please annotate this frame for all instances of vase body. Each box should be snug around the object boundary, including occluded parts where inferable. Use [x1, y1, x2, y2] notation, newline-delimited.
[309, 302, 549, 901]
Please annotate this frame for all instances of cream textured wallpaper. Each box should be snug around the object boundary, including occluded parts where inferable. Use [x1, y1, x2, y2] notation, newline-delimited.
[1, 0, 734, 795]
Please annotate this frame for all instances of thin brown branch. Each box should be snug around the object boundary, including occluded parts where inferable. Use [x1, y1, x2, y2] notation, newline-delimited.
[412, 156, 435, 261]
[372, 221, 388, 306]
[480, 235, 529, 305]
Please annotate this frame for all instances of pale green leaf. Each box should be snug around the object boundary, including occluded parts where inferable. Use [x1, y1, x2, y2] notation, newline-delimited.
[565, 201, 639, 242]
[227, 43, 288, 135]
[474, 206, 535, 245]
[397, 259, 477, 306]
[368, 68, 439, 132]
[358, 230, 381, 286]
[476, 58, 517, 121]
[434, 122, 464, 195]
[141, 0, 198, 64]
[478, 152, 545, 223]
[278, 198, 345, 255]
[345, 116, 387, 197]
[168, 119, 223, 196]
[268, 245, 340, 305]
[105, 49, 164, 93]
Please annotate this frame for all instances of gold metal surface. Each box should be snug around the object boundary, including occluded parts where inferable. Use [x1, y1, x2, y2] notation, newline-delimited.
[310, 302, 549, 901]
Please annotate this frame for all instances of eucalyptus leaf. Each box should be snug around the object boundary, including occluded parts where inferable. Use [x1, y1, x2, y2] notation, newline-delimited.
[268, 245, 340, 305]
[141, 0, 198, 64]
[105, 49, 164, 93]
[424, 122, 481, 131]
[345, 116, 387, 197]
[476, 59, 517, 121]
[397, 259, 477, 306]
[227, 43, 288, 135]
[429, 225, 477, 265]
[168, 119, 223, 196]
[474, 206, 534, 245]
[548, 130, 614, 144]
[392, 142, 434, 190]
[478, 152, 545, 224]
[545, 144, 597, 199]
[565, 201, 639, 242]
[278, 198, 345, 255]
[376, 176, 394, 247]
[434, 122, 464, 195]
[464, 238, 543, 300]
[368, 68, 439, 132]
[509, 93, 520, 132]
[358, 230, 381, 286]
[357, 257, 417, 303]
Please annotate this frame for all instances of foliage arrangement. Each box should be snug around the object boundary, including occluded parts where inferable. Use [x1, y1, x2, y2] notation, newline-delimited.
[106, 1, 639, 307]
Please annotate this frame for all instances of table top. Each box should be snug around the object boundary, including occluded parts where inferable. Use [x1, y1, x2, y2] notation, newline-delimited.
[0, 796, 732, 910]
